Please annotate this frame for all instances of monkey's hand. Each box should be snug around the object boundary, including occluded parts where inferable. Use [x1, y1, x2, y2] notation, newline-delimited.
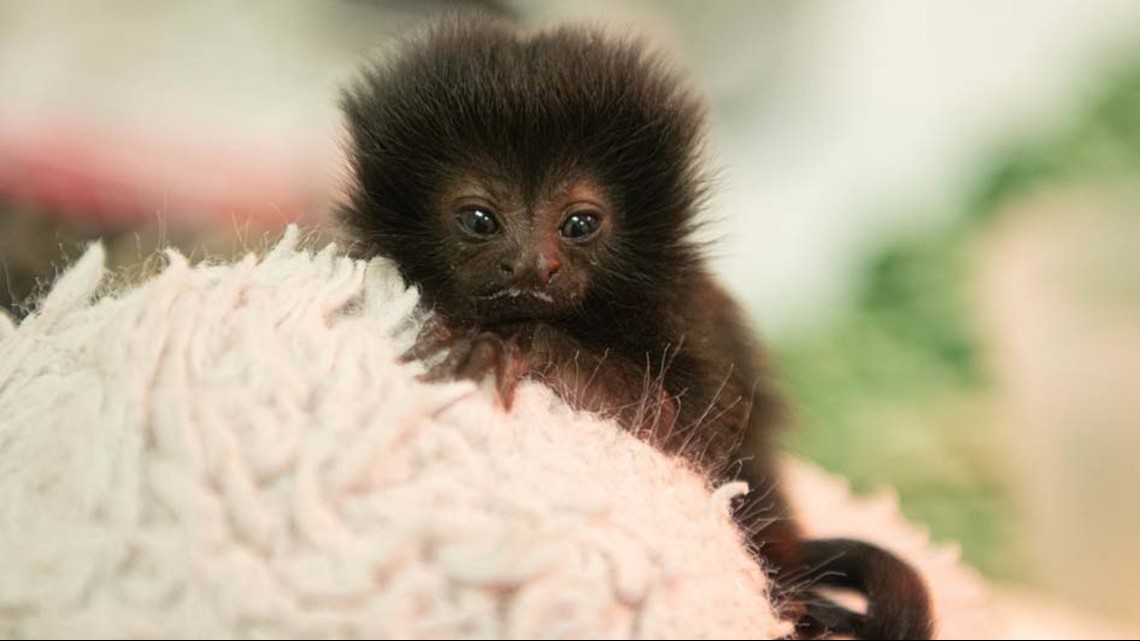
[401, 318, 530, 409]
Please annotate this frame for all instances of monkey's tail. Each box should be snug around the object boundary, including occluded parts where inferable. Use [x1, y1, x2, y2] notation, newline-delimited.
[800, 537, 934, 640]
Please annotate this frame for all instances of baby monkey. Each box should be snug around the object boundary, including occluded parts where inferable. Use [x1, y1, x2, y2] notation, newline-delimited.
[340, 16, 933, 640]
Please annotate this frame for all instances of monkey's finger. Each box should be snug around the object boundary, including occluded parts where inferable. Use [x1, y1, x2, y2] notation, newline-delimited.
[493, 343, 529, 411]
[454, 334, 501, 383]
[400, 317, 457, 363]
[419, 342, 472, 383]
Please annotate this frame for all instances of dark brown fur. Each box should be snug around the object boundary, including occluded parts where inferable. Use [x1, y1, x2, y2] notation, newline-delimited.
[339, 16, 932, 639]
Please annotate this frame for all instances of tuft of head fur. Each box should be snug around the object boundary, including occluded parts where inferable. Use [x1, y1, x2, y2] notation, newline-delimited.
[339, 17, 709, 319]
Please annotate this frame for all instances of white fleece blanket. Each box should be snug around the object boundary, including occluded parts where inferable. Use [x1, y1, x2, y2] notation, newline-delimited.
[0, 228, 1001, 639]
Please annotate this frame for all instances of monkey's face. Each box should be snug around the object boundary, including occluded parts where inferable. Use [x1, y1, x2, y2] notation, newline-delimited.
[434, 172, 615, 324]
[342, 20, 708, 325]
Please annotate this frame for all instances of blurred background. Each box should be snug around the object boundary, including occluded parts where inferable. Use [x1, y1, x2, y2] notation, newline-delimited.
[2, 1, 1138, 637]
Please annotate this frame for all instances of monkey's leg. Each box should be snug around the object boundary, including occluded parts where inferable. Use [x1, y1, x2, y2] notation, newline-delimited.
[735, 459, 889, 639]
[736, 462, 933, 639]
[733, 462, 831, 638]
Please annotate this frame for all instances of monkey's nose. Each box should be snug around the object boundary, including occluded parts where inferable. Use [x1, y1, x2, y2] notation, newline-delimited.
[536, 256, 561, 285]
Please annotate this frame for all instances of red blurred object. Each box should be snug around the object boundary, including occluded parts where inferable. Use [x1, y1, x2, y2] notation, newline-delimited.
[0, 119, 329, 230]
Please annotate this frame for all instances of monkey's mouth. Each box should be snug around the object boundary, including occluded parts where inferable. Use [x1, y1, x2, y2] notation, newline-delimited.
[476, 287, 555, 304]
[470, 286, 571, 323]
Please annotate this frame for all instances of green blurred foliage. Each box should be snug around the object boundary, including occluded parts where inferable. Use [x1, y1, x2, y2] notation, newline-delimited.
[775, 53, 1140, 578]
[968, 55, 1140, 223]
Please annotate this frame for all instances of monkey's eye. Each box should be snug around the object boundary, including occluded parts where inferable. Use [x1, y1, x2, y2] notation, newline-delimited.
[456, 207, 500, 237]
[560, 212, 601, 240]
